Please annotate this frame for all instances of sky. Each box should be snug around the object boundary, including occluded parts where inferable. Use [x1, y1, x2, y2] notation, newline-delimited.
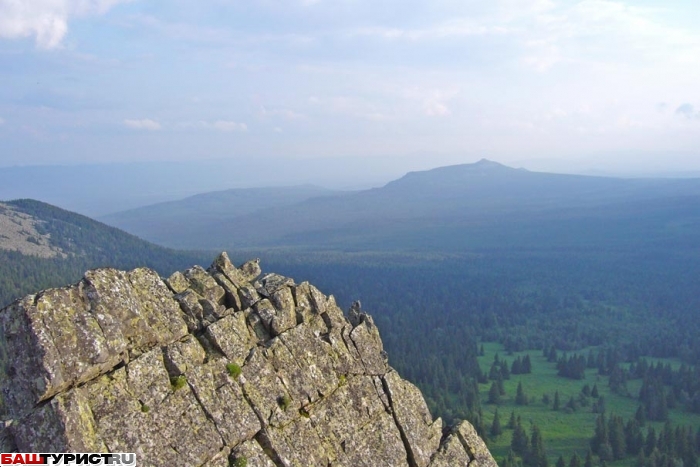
[0, 0, 699, 176]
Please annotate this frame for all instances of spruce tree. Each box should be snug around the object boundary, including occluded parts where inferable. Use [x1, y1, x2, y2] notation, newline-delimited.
[625, 419, 644, 456]
[569, 453, 582, 467]
[553, 391, 561, 411]
[527, 424, 548, 467]
[506, 450, 518, 467]
[488, 382, 501, 404]
[508, 410, 517, 429]
[512, 356, 523, 375]
[584, 450, 594, 467]
[635, 405, 646, 426]
[645, 427, 657, 457]
[501, 361, 511, 380]
[511, 421, 529, 456]
[608, 415, 626, 460]
[591, 413, 608, 455]
[556, 456, 566, 467]
[490, 409, 503, 438]
[516, 382, 529, 406]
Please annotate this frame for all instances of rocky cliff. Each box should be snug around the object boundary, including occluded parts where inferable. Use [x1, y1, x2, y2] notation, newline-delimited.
[0, 252, 496, 467]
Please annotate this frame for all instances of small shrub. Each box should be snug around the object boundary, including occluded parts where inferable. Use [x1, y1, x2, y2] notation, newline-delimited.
[299, 407, 310, 418]
[278, 394, 291, 411]
[338, 375, 347, 387]
[171, 375, 187, 391]
[231, 456, 247, 467]
[141, 403, 150, 413]
[226, 363, 242, 379]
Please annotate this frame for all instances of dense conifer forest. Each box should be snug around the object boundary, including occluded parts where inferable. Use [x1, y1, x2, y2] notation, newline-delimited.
[258, 248, 700, 466]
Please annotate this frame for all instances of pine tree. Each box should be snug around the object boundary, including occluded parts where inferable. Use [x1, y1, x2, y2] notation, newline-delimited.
[635, 405, 647, 426]
[553, 391, 561, 411]
[516, 382, 529, 406]
[511, 422, 529, 456]
[488, 382, 501, 404]
[508, 410, 517, 429]
[504, 450, 518, 467]
[584, 449, 594, 467]
[569, 453, 582, 467]
[556, 456, 567, 467]
[608, 414, 626, 460]
[490, 409, 503, 438]
[587, 350, 597, 369]
[625, 419, 644, 456]
[591, 384, 600, 398]
[501, 361, 511, 380]
[645, 428, 657, 457]
[512, 356, 523, 375]
[523, 355, 532, 373]
[591, 413, 609, 455]
[527, 424, 548, 467]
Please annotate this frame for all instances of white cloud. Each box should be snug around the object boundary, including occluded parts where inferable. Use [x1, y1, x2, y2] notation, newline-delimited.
[213, 120, 248, 132]
[424, 100, 450, 117]
[675, 103, 700, 120]
[310, 95, 390, 121]
[0, 0, 131, 49]
[259, 106, 304, 120]
[124, 118, 161, 130]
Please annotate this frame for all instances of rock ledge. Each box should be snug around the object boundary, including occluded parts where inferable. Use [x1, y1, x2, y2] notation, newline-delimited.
[0, 252, 497, 467]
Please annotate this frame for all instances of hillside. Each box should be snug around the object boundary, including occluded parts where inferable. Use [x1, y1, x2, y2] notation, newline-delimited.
[99, 160, 700, 252]
[100, 185, 341, 248]
[0, 199, 209, 307]
[0, 253, 496, 467]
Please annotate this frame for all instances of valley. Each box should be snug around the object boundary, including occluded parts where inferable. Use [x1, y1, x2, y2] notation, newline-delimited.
[2, 161, 700, 466]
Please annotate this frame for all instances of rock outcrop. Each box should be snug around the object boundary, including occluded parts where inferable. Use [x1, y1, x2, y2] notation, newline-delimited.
[0, 252, 496, 467]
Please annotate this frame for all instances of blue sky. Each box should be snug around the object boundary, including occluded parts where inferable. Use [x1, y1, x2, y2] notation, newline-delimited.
[1, 0, 699, 174]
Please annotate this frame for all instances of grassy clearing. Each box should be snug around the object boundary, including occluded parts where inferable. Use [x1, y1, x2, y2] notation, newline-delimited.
[477, 342, 700, 466]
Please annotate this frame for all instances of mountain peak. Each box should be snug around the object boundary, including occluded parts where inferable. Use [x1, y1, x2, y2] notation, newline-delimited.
[472, 158, 507, 169]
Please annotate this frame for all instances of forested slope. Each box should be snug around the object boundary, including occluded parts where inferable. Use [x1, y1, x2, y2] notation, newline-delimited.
[0, 199, 209, 307]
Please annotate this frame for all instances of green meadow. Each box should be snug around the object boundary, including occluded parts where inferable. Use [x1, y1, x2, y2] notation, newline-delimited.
[477, 342, 700, 466]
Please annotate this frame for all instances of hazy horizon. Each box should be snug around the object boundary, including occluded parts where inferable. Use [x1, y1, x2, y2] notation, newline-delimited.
[3, 155, 700, 217]
[1, 0, 699, 175]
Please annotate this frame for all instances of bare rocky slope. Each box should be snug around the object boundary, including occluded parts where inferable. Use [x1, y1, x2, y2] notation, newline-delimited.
[0, 252, 496, 467]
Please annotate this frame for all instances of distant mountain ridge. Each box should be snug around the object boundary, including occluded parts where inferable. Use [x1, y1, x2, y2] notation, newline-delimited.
[100, 185, 341, 248]
[99, 159, 700, 253]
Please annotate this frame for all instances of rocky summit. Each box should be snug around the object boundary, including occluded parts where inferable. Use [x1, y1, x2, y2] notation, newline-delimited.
[0, 252, 496, 467]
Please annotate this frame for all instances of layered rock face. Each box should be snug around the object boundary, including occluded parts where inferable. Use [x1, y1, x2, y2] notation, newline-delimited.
[0, 253, 496, 467]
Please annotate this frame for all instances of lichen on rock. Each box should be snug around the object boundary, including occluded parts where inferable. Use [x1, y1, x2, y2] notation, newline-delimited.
[0, 252, 497, 467]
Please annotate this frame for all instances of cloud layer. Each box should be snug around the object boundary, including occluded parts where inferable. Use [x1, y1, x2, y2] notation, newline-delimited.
[0, 0, 130, 48]
[0, 0, 699, 172]
[124, 119, 161, 131]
